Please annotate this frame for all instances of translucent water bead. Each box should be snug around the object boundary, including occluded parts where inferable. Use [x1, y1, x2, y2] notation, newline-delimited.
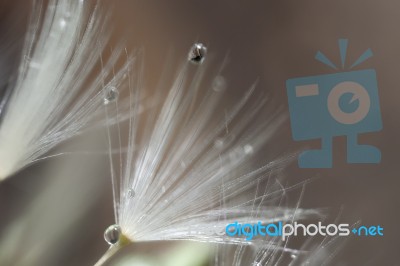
[103, 86, 119, 105]
[127, 189, 135, 198]
[188, 43, 207, 64]
[104, 224, 121, 245]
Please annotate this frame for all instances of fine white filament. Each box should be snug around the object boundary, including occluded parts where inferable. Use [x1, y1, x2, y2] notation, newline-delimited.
[0, 0, 132, 180]
[96, 56, 321, 266]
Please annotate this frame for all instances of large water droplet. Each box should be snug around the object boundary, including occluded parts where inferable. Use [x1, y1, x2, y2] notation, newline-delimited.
[104, 224, 121, 245]
[188, 43, 207, 64]
[103, 86, 119, 105]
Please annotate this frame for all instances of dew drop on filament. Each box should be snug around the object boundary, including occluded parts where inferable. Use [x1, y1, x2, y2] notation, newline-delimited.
[212, 76, 226, 92]
[104, 224, 121, 245]
[243, 144, 254, 155]
[103, 86, 119, 105]
[59, 19, 66, 29]
[127, 189, 135, 198]
[214, 138, 224, 149]
[188, 43, 207, 64]
[180, 161, 187, 168]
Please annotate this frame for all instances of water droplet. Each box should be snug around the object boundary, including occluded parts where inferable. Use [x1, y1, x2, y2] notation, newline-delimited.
[214, 135, 236, 149]
[212, 76, 226, 92]
[29, 61, 41, 69]
[104, 224, 121, 245]
[229, 147, 243, 161]
[243, 144, 253, 155]
[291, 254, 297, 259]
[188, 43, 207, 64]
[59, 19, 67, 29]
[103, 86, 119, 105]
[214, 138, 224, 149]
[127, 189, 135, 198]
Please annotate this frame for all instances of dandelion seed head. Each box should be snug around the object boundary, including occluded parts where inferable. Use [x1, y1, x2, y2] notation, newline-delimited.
[95, 34, 322, 266]
[100, 58, 320, 251]
[0, 1, 134, 180]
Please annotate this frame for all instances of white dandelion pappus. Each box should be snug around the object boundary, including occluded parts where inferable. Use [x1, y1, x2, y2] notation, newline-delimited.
[95, 50, 321, 265]
[0, 0, 133, 180]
